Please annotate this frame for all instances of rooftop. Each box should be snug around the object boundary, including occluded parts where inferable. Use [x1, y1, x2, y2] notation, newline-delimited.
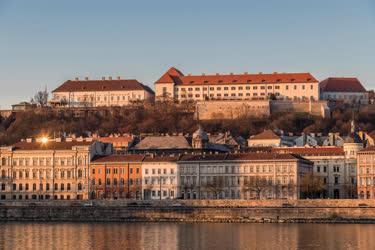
[250, 130, 280, 140]
[132, 136, 192, 150]
[156, 67, 318, 85]
[91, 154, 145, 163]
[53, 78, 154, 94]
[272, 147, 345, 156]
[9, 141, 94, 151]
[319, 77, 366, 93]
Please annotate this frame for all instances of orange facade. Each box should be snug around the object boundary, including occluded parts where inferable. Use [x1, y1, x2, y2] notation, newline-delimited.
[90, 155, 143, 199]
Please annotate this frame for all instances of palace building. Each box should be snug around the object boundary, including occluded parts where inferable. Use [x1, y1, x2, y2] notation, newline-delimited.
[155, 67, 319, 102]
[0, 138, 112, 200]
[50, 77, 154, 108]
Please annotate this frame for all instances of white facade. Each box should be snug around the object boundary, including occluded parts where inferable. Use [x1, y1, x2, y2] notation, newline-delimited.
[141, 157, 179, 200]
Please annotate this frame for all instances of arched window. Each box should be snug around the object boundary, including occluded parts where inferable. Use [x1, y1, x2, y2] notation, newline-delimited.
[78, 157, 83, 166]
[1, 158, 6, 166]
[46, 183, 50, 190]
[113, 178, 118, 186]
[32, 183, 36, 191]
[78, 169, 83, 178]
[106, 178, 110, 185]
[60, 183, 64, 190]
[78, 183, 82, 191]
[120, 178, 125, 185]
[67, 183, 71, 190]
[98, 178, 102, 185]
[54, 183, 58, 190]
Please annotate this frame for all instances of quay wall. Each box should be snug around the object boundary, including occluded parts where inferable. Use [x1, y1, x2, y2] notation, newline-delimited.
[1, 200, 375, 223]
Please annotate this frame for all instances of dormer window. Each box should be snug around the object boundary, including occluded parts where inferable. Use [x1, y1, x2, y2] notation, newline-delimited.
[218, 80, 223, 83]
[204, 80, 209, 84]
[190, 81, 195, 84]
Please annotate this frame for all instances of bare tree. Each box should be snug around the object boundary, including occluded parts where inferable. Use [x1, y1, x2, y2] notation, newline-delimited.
[300, 172, 325, 199]
[242, 177, 270, 199]
[201, 176, 225, 199]
[31, 88, 49, 107]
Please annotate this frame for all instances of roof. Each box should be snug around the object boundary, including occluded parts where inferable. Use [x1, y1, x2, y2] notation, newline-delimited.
[11, 141, 94, 151]
[97, 136, 134, 146]
[320, 77, 366, 93]
[179, 153, 306, 162]
[155, 67, 318, 85]
[272, 147, 345, 156]
[358, 146, 375, 153]
[53, 79, 155, 94]
[132, 136, 192, 150]
[91, 154, 145, 163]
[143, 155, 179, 162]
[250, 130, 280, 140]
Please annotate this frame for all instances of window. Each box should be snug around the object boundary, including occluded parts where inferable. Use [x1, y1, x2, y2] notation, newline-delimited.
[46, 183, 50, 190]
[33, 183, 37, 191]
[231, 87, 236, 90]
[334, 176, 339, 184]
[78, 183, 82, 190]
[25, 183, 29, 190]
[92, 169, 95, 174]
[224, 87, 228, 90]
[19, 183, 23, 190]
[67, 183, 71, 190]
[106, 178, 110, 185]
[60, 183, 64, 190]
[78, 169, 83, 178]
[54, 183, 58, 190]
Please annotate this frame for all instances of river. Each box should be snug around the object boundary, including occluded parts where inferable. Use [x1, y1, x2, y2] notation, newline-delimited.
[0, 223, 374, 249]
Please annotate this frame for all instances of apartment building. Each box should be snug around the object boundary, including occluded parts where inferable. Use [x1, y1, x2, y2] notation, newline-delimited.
[90, 155, 144, 199]
[273, 147, 356, 199]
[357, 147, 375, 199]
[50, 77, 154, 108]
[141, 156, 179, 200]
[177, 153, 312, 200]
[155, 67, 319, 102]
[0, 138, 112, 200]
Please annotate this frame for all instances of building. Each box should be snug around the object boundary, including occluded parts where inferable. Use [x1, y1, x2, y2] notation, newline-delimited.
[272, 147, 356, 199]
[357, 146, 375, 199]
[178, 153, 312, 200]
[155, 67, 319, 102]
[90, 155, 144, 199]
[11, 102, 37, 111]
[50, 77, 154, 108]
[248, 130, 283, 147]
[141, 156, 179, 200]
[319, 77, 368, 104]
[0, 138, 112, 200]
[95, 135, 136, 153]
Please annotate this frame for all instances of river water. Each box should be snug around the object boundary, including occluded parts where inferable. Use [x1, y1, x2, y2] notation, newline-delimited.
[0, 222, 374, 250]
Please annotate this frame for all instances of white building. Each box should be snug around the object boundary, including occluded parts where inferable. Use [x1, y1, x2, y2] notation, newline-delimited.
[320, 77, 368, 104]
[248, 130, 282, 147]
[177, 153, 313, 200]
[142, 156, 179, 200]
[50, 77, 154, 108]
[155, 67, 319, 102]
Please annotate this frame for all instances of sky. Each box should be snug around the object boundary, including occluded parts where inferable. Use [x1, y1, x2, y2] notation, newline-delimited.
[0, 0, 374, 109]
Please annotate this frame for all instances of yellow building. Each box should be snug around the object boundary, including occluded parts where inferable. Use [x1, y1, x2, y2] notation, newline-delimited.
[0, 138, 112, 200]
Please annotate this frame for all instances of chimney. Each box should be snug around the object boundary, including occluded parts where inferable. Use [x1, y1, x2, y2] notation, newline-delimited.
[117, 76, 121, 80]
[259, 72, 263, 74]
[108, 76, 112, 80]
[85, 77, 89, 81]
[230, 73, 233, 75]
[202, 73, 205, 76]
[188, 73, 192, 76]
[102, 77, 105, 80]
[75, 77, 79, 81]
[244, 72, 248, 75]
[216, 73, 220, 75]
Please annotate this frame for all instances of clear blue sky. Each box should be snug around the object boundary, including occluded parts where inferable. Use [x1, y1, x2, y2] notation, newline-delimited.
[0, 0, 374, 108]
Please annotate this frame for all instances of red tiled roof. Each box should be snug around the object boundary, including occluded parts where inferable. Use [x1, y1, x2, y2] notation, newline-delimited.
[250, 130, 280, 140]
[11, 141, 94, 151]
[155, 67, 318, 85]
[319, 77, 366, 93]
[179, 153, 303, 162]
[143, 155, 179, 162]
[91, 155, 145, 163]
[272, 147, 344, 156]
[53, 79, 154, 94]
[359, 146, 375, 153]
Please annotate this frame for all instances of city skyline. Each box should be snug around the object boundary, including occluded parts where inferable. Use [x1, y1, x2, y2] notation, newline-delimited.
[1, 0, 375, 108]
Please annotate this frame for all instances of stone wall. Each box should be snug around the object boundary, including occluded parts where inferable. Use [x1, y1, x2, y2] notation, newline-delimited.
[196, 100, 270, 120]
[270, 100, 329, 118]
[1, 199, 375, 223]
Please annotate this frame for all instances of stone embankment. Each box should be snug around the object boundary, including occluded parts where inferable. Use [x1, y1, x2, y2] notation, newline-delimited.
[1, 199, 375, 223]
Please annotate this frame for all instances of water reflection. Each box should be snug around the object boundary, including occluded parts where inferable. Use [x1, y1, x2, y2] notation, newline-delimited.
[0, 223, 374, 250]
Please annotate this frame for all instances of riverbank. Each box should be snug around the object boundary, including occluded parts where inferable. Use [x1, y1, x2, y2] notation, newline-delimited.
[1, 200, 375, 223]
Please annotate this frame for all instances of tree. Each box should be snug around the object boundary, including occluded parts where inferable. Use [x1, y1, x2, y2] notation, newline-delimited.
[300, 172, 325, 199]
[242, 177, 270, 199]
[31, 88, 49, 107]
[201, 176, 225, 199]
